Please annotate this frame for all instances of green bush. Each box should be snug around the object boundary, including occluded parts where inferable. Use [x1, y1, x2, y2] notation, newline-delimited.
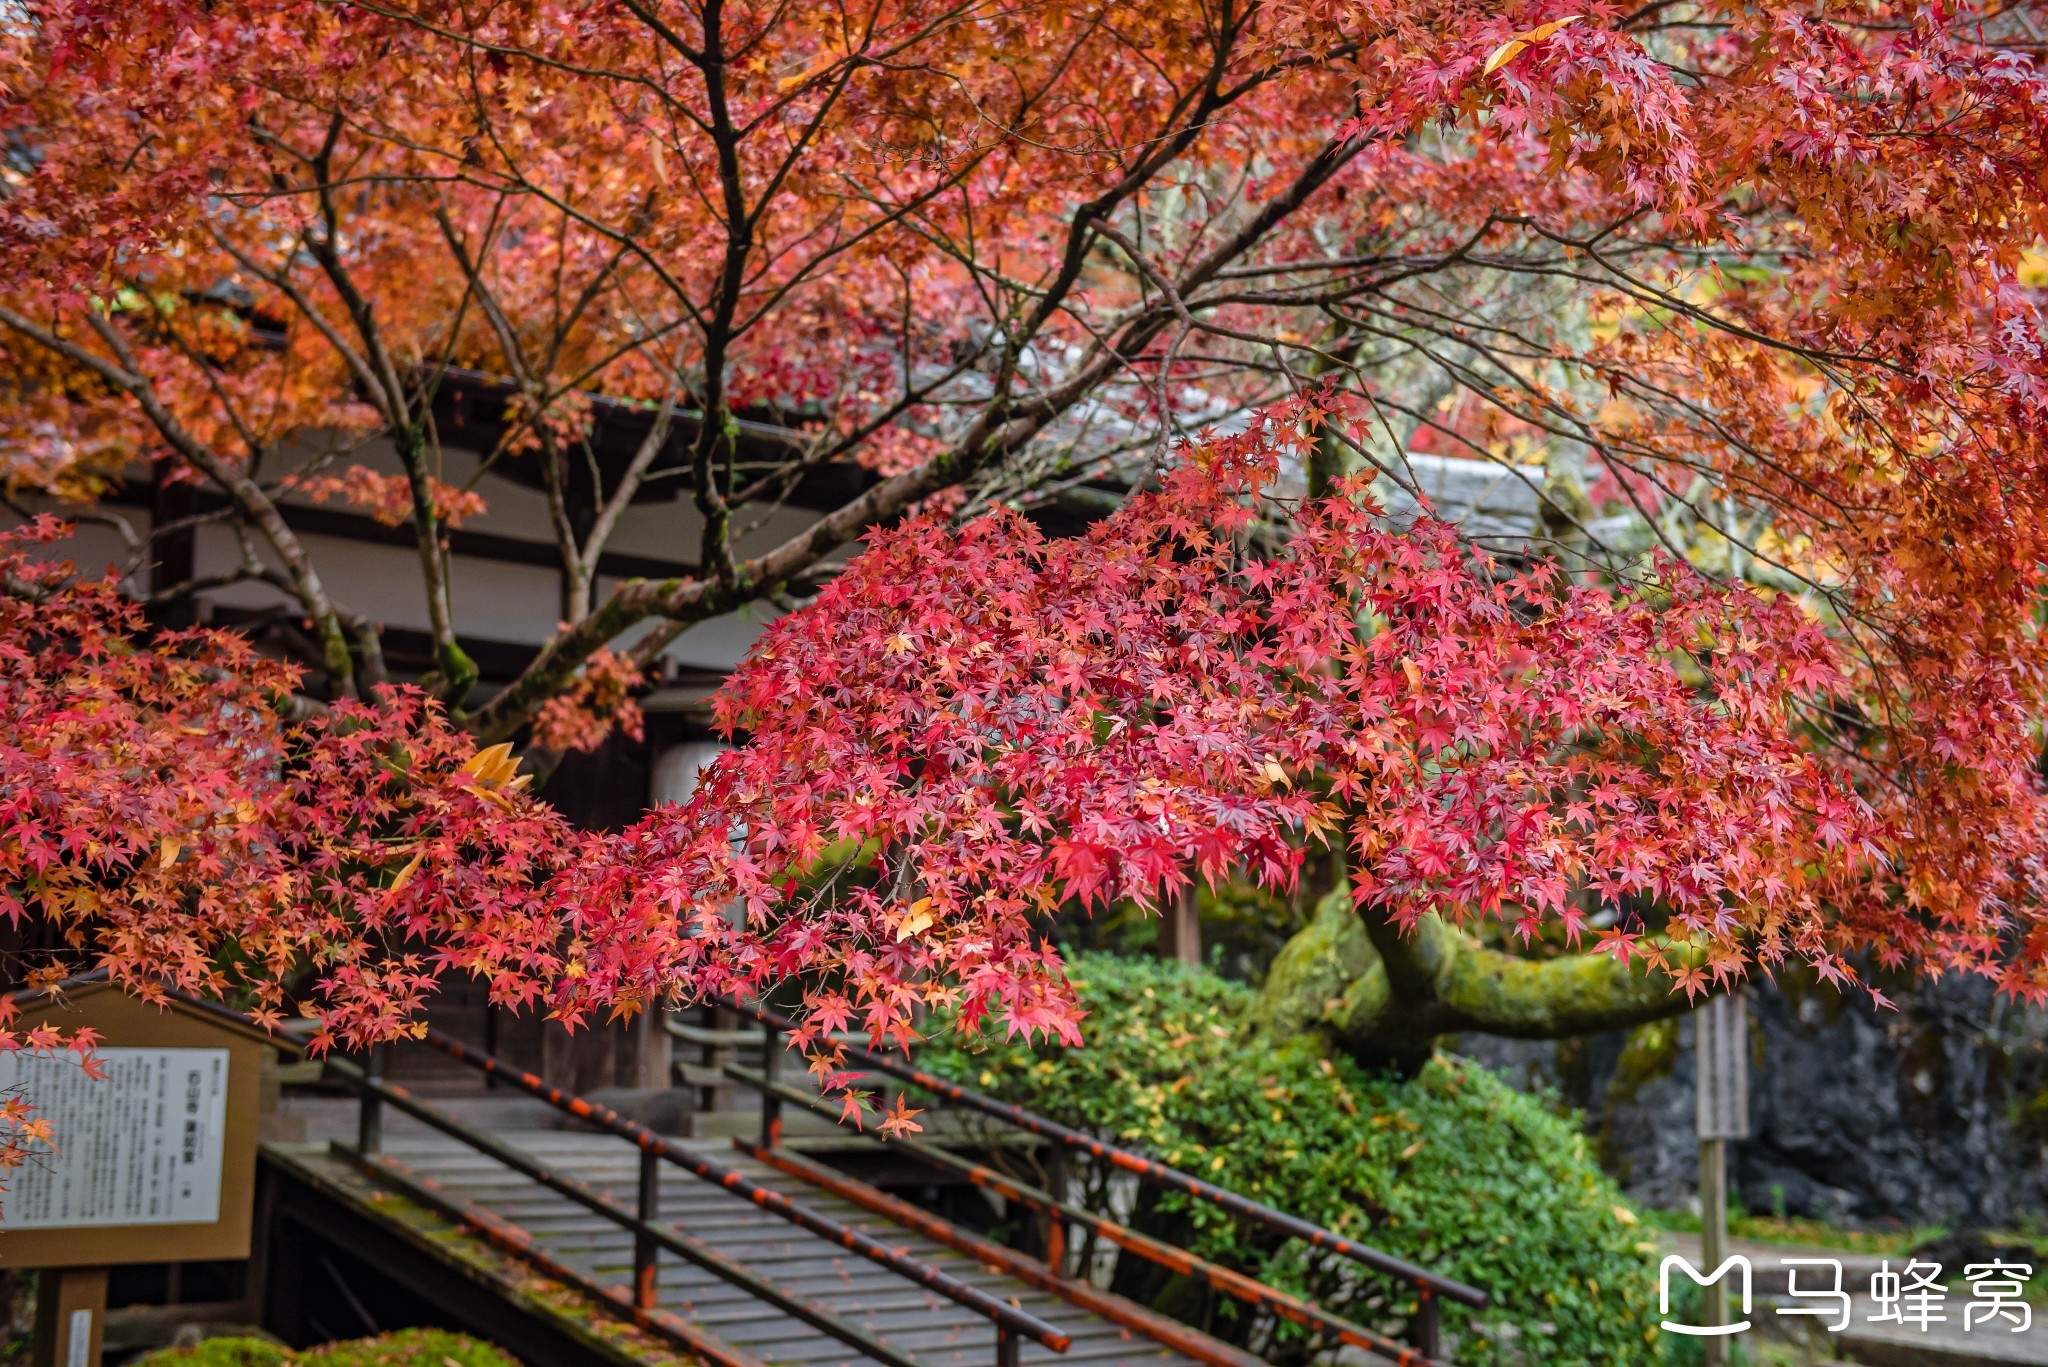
[922, 953, 1664, 1366]
[134, 1330, 519, 1367]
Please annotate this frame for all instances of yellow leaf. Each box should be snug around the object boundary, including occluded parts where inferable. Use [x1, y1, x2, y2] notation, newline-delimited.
[1483, 37, 1531, 75]
[777, 60, 828, 91]
[390, 850, 425, 891]
[896, 898, 935, 941]
[1482, 15, 1582, 77]
[1400, 1139, 1425, 1160]
[158, 837, 182, 870]
[462, 740, 511, 776]
[1401, 657, 1424, 693]
[462, 741, 521, 789]
[1611, 1204, 1638, 1226]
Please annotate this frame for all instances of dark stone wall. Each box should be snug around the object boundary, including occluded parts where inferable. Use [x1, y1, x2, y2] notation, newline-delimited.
[1455, 973, 2048, 1226]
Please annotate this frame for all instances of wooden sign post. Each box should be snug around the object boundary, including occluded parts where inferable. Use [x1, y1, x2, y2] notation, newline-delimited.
[1694, 990, 1750, 1367]
[1, 985, 268, 1367]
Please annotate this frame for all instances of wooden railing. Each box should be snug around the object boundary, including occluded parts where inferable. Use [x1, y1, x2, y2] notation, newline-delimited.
[374, 1026, 1070, 1367]
[695, 1000, 1488, 1367]
[174, 990, 1070, 1367]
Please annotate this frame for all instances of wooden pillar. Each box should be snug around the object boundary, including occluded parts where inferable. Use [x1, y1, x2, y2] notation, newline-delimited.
[149, 458, 199, 627]
[631, 1009, 671, 1091]
[32, 1267, 107, 1367]
[542, 1020, 618, 1094]
[1699, 1136, 1728, 1367]
[1158, 886, 1201, 965]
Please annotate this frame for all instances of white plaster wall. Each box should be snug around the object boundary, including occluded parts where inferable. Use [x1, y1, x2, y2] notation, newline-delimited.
[650, 740, 731, 806]
[6, 431, 846, 674]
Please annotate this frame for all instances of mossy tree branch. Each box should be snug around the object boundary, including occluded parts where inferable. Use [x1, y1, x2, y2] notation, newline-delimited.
[1251, 887, 1712, 1072]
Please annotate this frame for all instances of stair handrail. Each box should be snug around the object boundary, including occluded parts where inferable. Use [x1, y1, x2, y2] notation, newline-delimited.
[324, 1056, 891, 1367]
[408, 1025, 1071, 1366]
[167, 990, 1067, 1367]
[726, 1058, 1463, 1367]
[718, 1000, 1487, 1333]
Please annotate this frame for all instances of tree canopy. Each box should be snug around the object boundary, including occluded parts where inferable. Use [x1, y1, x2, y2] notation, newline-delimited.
[3, 0, 2048, 1115]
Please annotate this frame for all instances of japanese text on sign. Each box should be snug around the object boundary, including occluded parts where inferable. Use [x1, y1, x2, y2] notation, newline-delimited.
[0, 1048, 230, 1229]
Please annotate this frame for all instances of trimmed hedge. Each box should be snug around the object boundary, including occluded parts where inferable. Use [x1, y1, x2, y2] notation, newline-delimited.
[922, 953, 1664, 1366]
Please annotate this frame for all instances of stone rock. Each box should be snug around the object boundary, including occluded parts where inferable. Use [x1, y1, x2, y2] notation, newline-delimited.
[1454, 973, 2048, 1225]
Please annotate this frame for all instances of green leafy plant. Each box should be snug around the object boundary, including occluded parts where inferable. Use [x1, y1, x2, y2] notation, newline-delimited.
[922, 954, 1664, 1366]
[134, 1330, 517, 1367]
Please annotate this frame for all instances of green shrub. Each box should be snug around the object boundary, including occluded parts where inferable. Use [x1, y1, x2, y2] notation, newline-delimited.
[132, 1338, 286, 1367]
[134, 1329, 519, 1367]
[922, 953, 1663, 1366]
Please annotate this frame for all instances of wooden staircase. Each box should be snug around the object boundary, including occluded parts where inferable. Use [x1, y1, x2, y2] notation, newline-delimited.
[354, 1130, 1207, 1367]
[210, 991, 1479, 1367]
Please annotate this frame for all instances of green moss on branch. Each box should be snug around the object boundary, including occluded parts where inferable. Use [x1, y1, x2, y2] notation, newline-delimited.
[1252, 887, 1708, 1070]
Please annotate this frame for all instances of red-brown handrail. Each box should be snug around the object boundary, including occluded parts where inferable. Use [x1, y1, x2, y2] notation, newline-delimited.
[171, 987, 1069, 1367]
[728, 1059, 1456, 1367]
[412, 1026, 1069, 1365]
[721, 998, 1486, 1356]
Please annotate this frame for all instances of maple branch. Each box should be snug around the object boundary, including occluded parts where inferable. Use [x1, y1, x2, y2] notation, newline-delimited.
[579, 380, 684, 604]
[337, 0, 706, 128]
[430, 202, 601, 620]
[208, 224, 395, 417]
[469, 112, 1367, 745]
[299, 118, 473, 695]
[1092, 221, 1198, 464]
[538, 211, 648, 378]
[150, 300, 270, 464]
[685, 0, 754, 592]
[1253, 890, 1713, 1072]
[716, 8, 1114, 343]
[0, 305, 361, 693]
[0, 494, 142, 566]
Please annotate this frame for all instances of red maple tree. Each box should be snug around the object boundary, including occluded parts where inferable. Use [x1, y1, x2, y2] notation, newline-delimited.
[0, 0, 2045, 1119]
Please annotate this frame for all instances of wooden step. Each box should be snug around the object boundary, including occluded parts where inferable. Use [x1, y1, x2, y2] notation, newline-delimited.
[1835, 1312, 2048, 1367]
[375, 1131, 1213, 1367]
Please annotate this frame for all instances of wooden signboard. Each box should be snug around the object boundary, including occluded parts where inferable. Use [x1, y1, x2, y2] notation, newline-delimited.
[1, 983, 270, 1367]
[1, 983, 265, 1266]
[1695, 990, 1751, 1141]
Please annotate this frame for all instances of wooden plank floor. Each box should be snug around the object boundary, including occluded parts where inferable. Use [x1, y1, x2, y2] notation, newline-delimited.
[381, 1132, 1211, 1367]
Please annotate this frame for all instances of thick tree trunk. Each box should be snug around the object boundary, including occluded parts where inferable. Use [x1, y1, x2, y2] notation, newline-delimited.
[1250, 887, 1709, 1073]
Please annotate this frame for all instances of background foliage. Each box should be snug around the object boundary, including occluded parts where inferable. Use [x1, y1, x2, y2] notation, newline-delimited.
[133, 1331, 516, 1367]
[922, 954, 1664, 1366]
